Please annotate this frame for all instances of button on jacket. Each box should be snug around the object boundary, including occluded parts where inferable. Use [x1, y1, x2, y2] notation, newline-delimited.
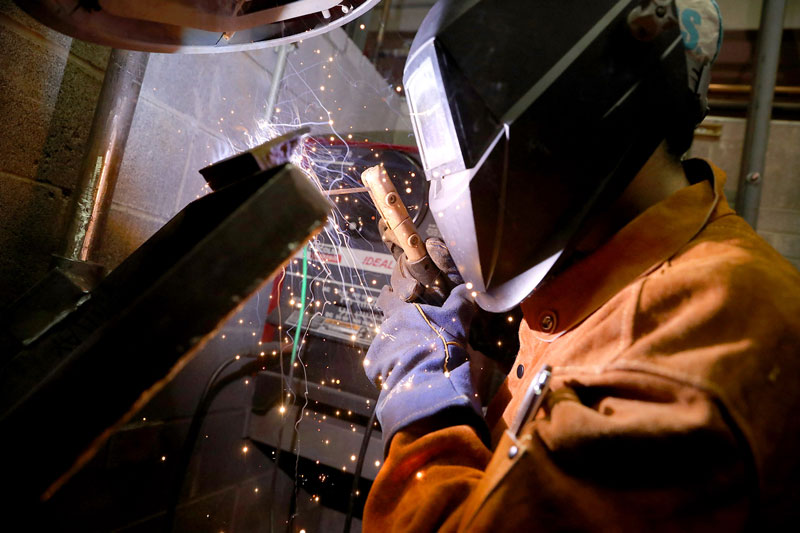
[362, 160, 800, 532]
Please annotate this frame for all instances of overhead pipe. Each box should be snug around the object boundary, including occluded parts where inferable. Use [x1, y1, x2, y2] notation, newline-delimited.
[62, 49, 150, 263]
[371, 0, 393, 64]
[266, 44, 291, 121]
[735, 0, 786, 228]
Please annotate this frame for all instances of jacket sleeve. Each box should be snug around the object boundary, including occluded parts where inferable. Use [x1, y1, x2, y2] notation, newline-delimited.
[362, 372, 753, 532]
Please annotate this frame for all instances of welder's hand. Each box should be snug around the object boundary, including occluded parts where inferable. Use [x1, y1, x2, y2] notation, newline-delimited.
[379, 227, 463, 305]
[365, 284, 486, 446]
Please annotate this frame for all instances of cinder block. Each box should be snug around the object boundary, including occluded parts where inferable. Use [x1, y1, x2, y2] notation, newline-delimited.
[690, 117, 745, 194]
[0, 0, 72, 49]
[757, 207, 800, 235]
[0, 86, 56, 184]
[762, 121, 800, 211]
[0, 17, 105, 192]
[176, 128, 229, 212]
[139, 52, 215, 120]
[0, 24, 65, 179]
[32, 59, 105, 190]
[113, 99, 193, 219]
[245, 47, 277, 74]
[203, 52, 273, 149]
[757, 230, 800, 260]
[284, 37, 408, 136]
[68, 38, 111, 72]
[0, 175, 68, 304]
[92, 203, 165, 270]
[690, 118, 800, 218]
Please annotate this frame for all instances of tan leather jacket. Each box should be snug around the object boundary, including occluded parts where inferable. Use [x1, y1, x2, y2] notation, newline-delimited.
[363, 160, 800, 531]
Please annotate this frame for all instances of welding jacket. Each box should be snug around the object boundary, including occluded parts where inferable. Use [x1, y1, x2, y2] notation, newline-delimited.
[362, 159, 800, 532]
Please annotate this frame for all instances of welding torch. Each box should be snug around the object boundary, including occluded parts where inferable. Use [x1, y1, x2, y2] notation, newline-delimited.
[361, 164, 451, 303]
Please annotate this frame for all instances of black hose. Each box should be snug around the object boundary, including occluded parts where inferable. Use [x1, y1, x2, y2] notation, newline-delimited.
[343, 408, 379, 533]
[164, 356, 255, 532]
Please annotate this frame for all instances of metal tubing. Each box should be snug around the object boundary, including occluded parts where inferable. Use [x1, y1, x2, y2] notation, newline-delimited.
[371, 0, 393, 63]
[266, 44, 290, 121]
[735, 0, 786, 228]
[62, 49, 149, 262]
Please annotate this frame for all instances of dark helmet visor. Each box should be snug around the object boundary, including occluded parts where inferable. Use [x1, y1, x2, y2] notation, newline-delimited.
[405, 0, 688, 311]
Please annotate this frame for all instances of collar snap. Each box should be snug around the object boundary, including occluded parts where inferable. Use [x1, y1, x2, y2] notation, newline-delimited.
[539, 310, 557, 333]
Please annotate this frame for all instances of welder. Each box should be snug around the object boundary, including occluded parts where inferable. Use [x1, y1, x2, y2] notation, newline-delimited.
[360, 0, 800, 530]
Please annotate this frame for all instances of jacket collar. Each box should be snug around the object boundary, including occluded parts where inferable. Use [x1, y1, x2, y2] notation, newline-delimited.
[520, 159, 729, 340]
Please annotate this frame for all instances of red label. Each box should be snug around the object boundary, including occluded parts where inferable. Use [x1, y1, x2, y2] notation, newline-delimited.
[315, 252, 341, 264]
[362, 256, 394, 270]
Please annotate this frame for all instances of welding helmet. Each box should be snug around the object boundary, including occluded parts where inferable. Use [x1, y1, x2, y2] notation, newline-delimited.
[403, 0, 722, 312]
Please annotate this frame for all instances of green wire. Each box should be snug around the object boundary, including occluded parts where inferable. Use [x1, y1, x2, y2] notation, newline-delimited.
[290, 245, 308, 367]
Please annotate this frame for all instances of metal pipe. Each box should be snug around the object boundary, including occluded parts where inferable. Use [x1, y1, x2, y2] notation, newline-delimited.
[735, 0, 786, 228]
[62, 49, 149, 262]
[266, 44, 290, 121]
[709, 83, 800, 96]
[371, 0, 393, 64]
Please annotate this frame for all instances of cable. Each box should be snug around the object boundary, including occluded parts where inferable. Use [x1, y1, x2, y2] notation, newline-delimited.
[164, 356, 258, 532]
[289, 245, 309, 368]
[343, 408, 379, 533]
[271, 246, 308, 532]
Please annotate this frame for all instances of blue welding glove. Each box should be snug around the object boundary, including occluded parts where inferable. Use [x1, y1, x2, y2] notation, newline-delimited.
[364, 284, 487, 448]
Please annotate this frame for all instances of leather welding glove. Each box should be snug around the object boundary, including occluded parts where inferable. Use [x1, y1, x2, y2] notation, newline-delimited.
[379, 221, 521, 366]
[365, 284, 487, 450]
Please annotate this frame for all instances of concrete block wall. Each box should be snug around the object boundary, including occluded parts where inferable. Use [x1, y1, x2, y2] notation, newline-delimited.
[0, 0, 110, 304]
[691, 117, 800, 271]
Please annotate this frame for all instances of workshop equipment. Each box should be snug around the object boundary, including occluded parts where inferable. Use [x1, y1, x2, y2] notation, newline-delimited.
[0, 162, 329, 506]
[263, 142, 430, 348]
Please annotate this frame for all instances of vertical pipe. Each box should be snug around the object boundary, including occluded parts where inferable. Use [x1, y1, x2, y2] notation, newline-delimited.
[735, 0, 786, 228]
[266, 44, 290, 121]
[62, 49, 150, 262]
[371, 0, 393, 64]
